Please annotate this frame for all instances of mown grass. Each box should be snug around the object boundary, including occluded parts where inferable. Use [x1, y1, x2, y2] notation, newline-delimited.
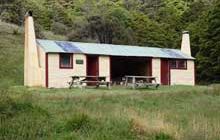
[1, 21, 220, 140]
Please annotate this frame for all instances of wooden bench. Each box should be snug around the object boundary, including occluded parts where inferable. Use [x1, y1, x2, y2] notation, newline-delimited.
[80, 81, 111, 88]
[69, 76, 111, 89]
[125, 75, 160, 89]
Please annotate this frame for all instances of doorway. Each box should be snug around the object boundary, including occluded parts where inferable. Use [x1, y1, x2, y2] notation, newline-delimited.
[87, 55, 99, 76]
[110, 56, 152, 84]
[161, 59, 170, 85]
[86, 55, 99, 84]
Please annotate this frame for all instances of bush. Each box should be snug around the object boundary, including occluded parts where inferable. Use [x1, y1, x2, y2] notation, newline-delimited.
[12, 29, 19, 35]
[210, 84, 220, 96]
[35, 23, 45, 39]
[65, 113, 95, 133]
[155, 132, 173, 140]
[51, 22, 68, 35]
[0, 89, 48, 118]
[0, 89, 52, 140]
[0, 11, 12, 22]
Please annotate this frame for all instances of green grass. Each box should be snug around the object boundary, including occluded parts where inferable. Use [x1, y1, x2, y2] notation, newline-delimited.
[1, 21, 220, 140]
[0, 21, 24, 88]
[1, 86, 220, 140]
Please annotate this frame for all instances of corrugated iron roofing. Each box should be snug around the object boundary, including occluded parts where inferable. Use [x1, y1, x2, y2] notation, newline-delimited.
[37, 39, 195, 60]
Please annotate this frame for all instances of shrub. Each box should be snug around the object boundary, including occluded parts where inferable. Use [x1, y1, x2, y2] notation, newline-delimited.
[210, 84, 220, 96]
[35, 23, 45, 39]
[12, 29, 19, 35]
[0, 89, 48, 118]
[0, 89, 52, 140]
[65, 113, 95, 133]
[155, 132, 173, 140]
[67, 29, 86, 42]
[51, 22, 68, 35]
[0, 11, 12, 22]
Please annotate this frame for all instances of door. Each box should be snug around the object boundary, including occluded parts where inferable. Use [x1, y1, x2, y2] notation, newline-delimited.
[161, 59, 170, 85]
[87, 56, 99, 84]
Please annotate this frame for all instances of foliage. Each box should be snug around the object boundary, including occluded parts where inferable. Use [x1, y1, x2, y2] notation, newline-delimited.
[51, 22, 68, 35]
[0, 21, 65, 88]
[0, 89, 52, 140]
[196, 0, 220, 83]
[0, 0, 219, 83]
[65, 113, 95, 132]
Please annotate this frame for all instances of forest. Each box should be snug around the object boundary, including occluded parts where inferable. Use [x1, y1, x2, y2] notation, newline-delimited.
[0, 0, 219, 84]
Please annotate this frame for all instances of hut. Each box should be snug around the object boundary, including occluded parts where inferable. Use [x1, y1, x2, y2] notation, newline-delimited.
[24, 12, 195, 88]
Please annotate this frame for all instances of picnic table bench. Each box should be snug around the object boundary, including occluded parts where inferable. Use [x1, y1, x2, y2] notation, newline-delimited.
[69, 76, 111, 89]
[124, 75, 160, 89]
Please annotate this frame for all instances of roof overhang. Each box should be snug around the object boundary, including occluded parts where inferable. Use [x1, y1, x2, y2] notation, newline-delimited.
[37, 39, 195, 60]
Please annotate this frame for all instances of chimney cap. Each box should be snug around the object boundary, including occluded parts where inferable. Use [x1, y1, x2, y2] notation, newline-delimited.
[182, 31, 189, 34]
[25, 11, 33, 17]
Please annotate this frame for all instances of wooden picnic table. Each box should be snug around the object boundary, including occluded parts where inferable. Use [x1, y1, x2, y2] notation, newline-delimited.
[69, 75, 111, 89]
[124, 75, 160, 89]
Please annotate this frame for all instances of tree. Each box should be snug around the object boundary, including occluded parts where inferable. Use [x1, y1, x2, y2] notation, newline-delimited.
[196, 0, 220, 82]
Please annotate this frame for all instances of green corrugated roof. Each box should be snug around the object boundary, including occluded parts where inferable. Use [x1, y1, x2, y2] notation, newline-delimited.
[37, 39, 195, 60]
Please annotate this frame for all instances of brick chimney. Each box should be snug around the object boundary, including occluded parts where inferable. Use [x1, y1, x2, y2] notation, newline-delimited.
[181, 31, 191, 56]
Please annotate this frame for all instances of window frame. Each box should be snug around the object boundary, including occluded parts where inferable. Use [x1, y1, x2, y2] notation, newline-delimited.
[169, 59, 187, 70]
[59, 53, 73, 69]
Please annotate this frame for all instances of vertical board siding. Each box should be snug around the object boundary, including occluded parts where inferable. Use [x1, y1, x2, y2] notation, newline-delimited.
[170, 60, 195, 85]
[152, 58, 161, 83]
[45, 53, 48, 88]
[38, 46, 46, 87]
[46, 54, 194, 88]
[147, 58, 152, 76]
[99, 56, 110, 82]
[48, 54, 86, 88]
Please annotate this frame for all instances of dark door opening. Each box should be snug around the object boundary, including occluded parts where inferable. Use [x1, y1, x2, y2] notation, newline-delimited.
[87, 55, 99, 84]
[110, 57, 152, 84]
[161, 59, 170, 85]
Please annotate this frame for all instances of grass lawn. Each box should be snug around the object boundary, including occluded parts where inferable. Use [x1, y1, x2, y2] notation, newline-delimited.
[1, 85, 220, 140]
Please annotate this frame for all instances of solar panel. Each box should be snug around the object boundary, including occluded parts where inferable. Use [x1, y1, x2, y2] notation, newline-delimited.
[55, 41, 82, 53]
[160, 49, 186, 59]
[37, 39, 194, 59]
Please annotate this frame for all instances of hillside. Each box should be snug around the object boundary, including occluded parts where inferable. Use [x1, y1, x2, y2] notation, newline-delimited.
[0, 21, 24, 87]
[0, 21, 66, 87]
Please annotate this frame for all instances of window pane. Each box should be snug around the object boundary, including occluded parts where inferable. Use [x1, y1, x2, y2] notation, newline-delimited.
[170, 60, 177, 68]
[60, 54, 72, 68]
[178, 60, 187, 69]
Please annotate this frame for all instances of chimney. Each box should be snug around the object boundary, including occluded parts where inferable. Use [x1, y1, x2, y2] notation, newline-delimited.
[24, 11, 41, 86]
[181, 31, 191, 56]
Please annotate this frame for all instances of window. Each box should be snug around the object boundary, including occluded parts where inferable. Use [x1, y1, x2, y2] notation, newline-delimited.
[178, 60, 187, 69]
[170, 60, 177, 69]
[170, 60, 187, 69]
[59, 53, 73, 69]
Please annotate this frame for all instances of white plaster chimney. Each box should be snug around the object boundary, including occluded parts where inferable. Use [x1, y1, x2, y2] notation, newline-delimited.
[181, 31, 191, 56]
[24, 11, 42, 86]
